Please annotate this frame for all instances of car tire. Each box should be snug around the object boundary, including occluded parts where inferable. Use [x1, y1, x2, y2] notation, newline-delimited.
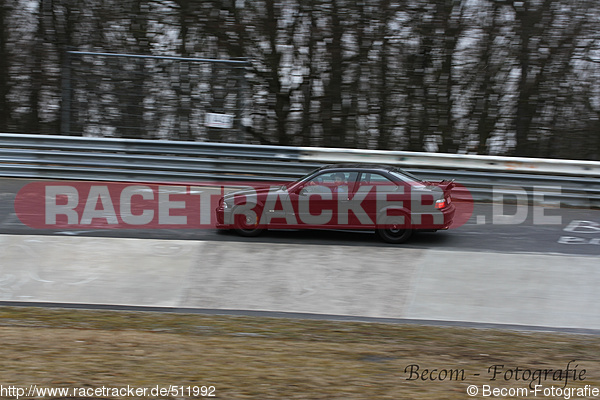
[233, 207, 264, 237]
[376, 214, 413, 244]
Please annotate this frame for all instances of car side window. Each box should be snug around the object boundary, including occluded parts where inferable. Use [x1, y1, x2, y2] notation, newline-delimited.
[303, 171, 354, 195]
[359, 173, 396, 192]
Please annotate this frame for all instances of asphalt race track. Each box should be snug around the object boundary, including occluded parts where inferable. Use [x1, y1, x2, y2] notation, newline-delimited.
[1, 177, 599, 331]
[1, 177, 598, 256]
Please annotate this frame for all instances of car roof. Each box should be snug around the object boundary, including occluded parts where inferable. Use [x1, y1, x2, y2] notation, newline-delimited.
[317, 163, 398, 172]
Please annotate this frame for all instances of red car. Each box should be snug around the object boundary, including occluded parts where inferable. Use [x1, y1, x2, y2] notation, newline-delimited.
[216, 164, 456, 243]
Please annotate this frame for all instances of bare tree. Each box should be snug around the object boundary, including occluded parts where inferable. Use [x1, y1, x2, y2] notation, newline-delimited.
[0, 0, 13, 132]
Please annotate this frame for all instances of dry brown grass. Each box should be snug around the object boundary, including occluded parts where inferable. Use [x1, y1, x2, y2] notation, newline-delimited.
[1, 307, 599, 399]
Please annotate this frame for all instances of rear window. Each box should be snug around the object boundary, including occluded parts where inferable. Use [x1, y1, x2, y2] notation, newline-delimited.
[389, 170, 425, 186]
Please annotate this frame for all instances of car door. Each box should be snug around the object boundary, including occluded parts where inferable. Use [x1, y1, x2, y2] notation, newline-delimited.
[289, 171, 357, 228]
[355, 172, 406, 227]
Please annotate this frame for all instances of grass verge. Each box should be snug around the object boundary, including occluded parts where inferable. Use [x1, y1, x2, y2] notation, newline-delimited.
[1, 307, 599, 399]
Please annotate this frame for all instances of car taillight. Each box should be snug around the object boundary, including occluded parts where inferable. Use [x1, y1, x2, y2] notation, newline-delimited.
[435, 198, 446, 209]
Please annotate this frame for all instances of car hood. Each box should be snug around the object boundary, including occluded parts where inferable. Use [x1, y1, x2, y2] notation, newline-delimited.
[222, 185, 276, 201]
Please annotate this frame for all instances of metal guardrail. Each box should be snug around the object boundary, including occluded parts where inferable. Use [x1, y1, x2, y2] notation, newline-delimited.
[0, 133, 599, 206]
[300, 147, 600, 176]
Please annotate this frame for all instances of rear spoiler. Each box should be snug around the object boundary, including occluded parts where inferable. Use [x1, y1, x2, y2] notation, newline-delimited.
[437, 179, 456, 192]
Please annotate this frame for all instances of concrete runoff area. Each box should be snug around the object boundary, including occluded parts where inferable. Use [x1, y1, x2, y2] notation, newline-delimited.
[0, 234, 598, 330]
[0, 235, 197, 306]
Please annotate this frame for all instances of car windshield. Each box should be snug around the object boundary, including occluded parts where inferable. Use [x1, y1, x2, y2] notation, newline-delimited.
[288, 169, 325, 187]
[389, 169, 425, 185]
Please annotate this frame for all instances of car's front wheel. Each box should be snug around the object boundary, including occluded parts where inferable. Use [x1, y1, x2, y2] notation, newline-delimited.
[376, 215, 413, 244]
[233, 208, 264, 237]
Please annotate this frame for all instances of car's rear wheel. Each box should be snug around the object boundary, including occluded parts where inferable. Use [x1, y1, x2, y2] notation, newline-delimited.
[376, 215, 413, 244]
[233, 208, 264, 237]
